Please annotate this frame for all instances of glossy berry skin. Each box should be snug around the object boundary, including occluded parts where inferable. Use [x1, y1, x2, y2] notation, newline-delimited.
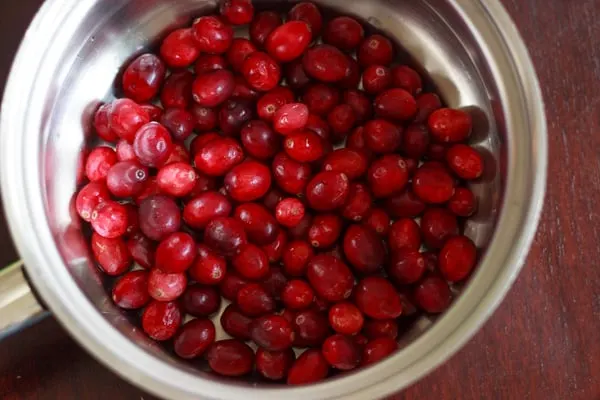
[234, 203, 280, 246]
[233, 244, 270, 280]
[306, 171, 350, 211]
[194, 54, 228, 75]
[354, 277, 403, 320]
[364, 119, 402, 154]
[343, 224, 385, 274]
[256, 348, 295, 381]
[173, 319, 216, 359]
[308, 214, 342, 249]
[141, 300, 182, 341]
[322, 334, 361, 370]
[147, 268, 187, 302]
[283, 131, 325, 162]
[122, 53, 165, 103]
[358, 34, 393, 66]
[292, 309, 330, 347]
[126, 234, 155, 269]
[161, 71, 194, 109]
[448, 187, 477, 217]
[84, 147, 117, 183]
[428, 108, 472, 143]
[307, 255, 354, 302]
[420, 208, 459, 249]
[236, 283, 275, 317]
[285, 59, 311, 90]
[204, 217, 248, 257]
[220, 0, 254, 25]
[361, 337, 398, 366]
[272, 152, 312, 195]
[160, 28, 200, 68]
[225, 161, 272, 202]
[342, 182, 372, 221]
[242, 52, 281, 91]
[194, 137, 244, 177]
[250, 11, 282, 47]
[138, 195, 181, 241]
[182, 284, 222, 317]
[343, 90, 372, 124]
[273, 103, 309, 135]
[241, 120, 280, 159]
[287, 212, 312, 240]
[262, 267, 289, 301]
[322, 149, 368, 180]
[156, 162, 196, 197]
[220, 304, 253, 339]
[402, 123, 430, 159]
[265, 21, 312, 63]
[90, 201, 128, 239]
[412, 165, 456, 204]
[207, 339, 255, 377]
[221, 98, 255, 136]
[275, 198, 305, 228]
[192, 16, 234, 54]
[112, 270, 150, 309]
[323, 16, 364, 51]
[93, 103, 118, 142]
[159, 108, 194, 142]
[415, 92, 442, 123]
[282, 240, 314, 277]
[389, 249, 427, 285]
[414, 275, 452, 313]
[184, 191, 232, 230]
[439, 235, 477, 282]
[374, 88, 417, 121]
[391, 65, 423, 95]
[302, 45, 350, 83]
[133, 122, 173, 168]
[329, 302, 364, 335]
[389, 218, 422, 253]
[141, 104, 164, 122]
[368, 155, 409, 198]
[288, 2, 323, 34]
[192, 69, 235, 107]
[362, 65, 391, 94]
[91, 233, 131, 276]
[364, 319, 399, 340]
[250, 314, 295, 351]
[226, 38, 257, 72]
[188, 244, 227, 285]
[385, 189, 426, 218]
[446, 144, 484, 180]
[327, 104, 356, 139]
[155, 232, 196, 273]
[262, 230, 287, 263]
[365, 209, 391, 236]
[256, 86, 295, 122]
[109, 98, 150, 143]
[282, 279, 315, 310]
[287, 349, 329, 385]
[304, 114, 331, 141]
[303, 84, 340, 116]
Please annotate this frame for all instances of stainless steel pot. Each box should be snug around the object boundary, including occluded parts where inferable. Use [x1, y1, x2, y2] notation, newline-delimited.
[0, 0, 547, 398]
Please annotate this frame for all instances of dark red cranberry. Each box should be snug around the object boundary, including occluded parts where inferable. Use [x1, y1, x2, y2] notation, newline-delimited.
[112, 270, 150, 309]
[91, 233, 131, 275]
[155, 232, 196, 273]
[262, 230, 287, 263]
[306, 171, 350, 211]
[93, 103, 118, 142]
[374, 88, 417, 121]
[192, 16, 234, 54]
[159, 108, 194, 142]
[122, 53, 165, 103]
[413, 165, 455, 204]
[389, 249, 426, 285]
[292, 309, 330, 347]
[402, 123, 430, 159]
[220, 271, 249, 301]
[273, 103, 309, 135]
[194, 54, 228, 75]
[391, 65, 423, 96]
[138, 195, 181, 241]
[354, 277, 403, 319]
[132, 177, 160, 205]
[282, 240, 314, 277]
[133, 122, 173, 168]
[241, 121, 279, 159]
[323, 16, 364, 50]
[272, 152, 312, 195]
[328, 302, 364, 335]
[284, 59, 311, 90]
[234, 202, 280, 245]
[182, 284, 222, 317]
[368, 155, 409, 198]
[237, 283, 275, 316]
[346, 127, 370, 156]
[446, 144, 484, 180]
[220, 0, 254, 25]
[250, 314, 295, 351]
[160, 28, 200, 68]
[233, 244, 270, 280]
[303, 45, 350, 83]
[364, 209, 391, 236]
[414, 275, 452, 313]
[174, 319, 216, 359]
[256, 348, 295, 381]
[362, 65, 391, 94]
[194, 137, 244, 176]
[327, 104, 356, 139]
[358, 34, 393, 66]
[140, 104, 163, 122]
[265, 21, 312, 63]
[224, 160, 272, 202]
[109, 98, 150, 143]
[218, 98, 255, 136]
[322, 149, 368, 180]
[250, 11, 282, 47]
[304, 113, 331, 141]
[343, 90, 372, 123]
[385, 189, 426, 218]
[207, 339, 255, 377]
[262, 266, 289, 301]
[256, 86, 295, 122]
[189, 105, 217, 132]
[420, 208, 459, 249]
[428, 108, 472, 142]
[242, 51, 281, 91]
[339, 56, 361, 89]
[161, 71, 194, 109]
[287, 212, 313, 240]
[126, 234, 155, 269]
[415, 92, 442, 123]
[364, 119, 402, 154]
[426, 142, 449, 161]
[232, 74, 262, 101]
[275, 198, 305, 228]
[122, 204, 140, 236]
[165, 143, 190, 165]
[204, 217, 248, 257]
[147, 268, 187, 301]
[448, 187, 477, 217]
[90, 201, 128, 239]
[282, 279, 315, 310]
[141, 300, 182, 341]
[302, 83, 340, 116]
[184, 191, 232, 230]
[343, 224, 385, 274]
[307, 255, 354, 302]
[288, 1, 323, 32]
[76, 182, 110, 222]
[341, 183, 372, 222]
[106, 160, 148, 198]
[226, 38, 257, 72]
[189, 244, 228, 285]
[192, 69, 235, 107]
[361, 337, 398, 366]
[287, 349, 329, 385]
[220, 304, 253, 339]
[322, 334, 361, 370]
[308, 214, 342, 249]
[439, 235, 477, 282]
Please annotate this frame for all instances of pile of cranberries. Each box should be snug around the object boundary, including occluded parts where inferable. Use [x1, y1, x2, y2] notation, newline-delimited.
[75, 0, 484, 384]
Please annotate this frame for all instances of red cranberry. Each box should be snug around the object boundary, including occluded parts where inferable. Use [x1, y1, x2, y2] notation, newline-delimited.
[446, 144, 484, 180]
[283, 131, 325, 162]
[218, 98, 255, 136]
[250, 11, 282, 47]
[93, 103, 118, 142]
[112, 270, 150, 309]
[354, 334, 369, 349]
[132, 176, 161, 205]
[155, 232, 196, 273]
[122, 53, 166, 102]
[160, 28, 200, 68]
[189, 105, 218, 132]
[165, 143, 190, 165]
[273, 103, 309, 135]
[192, 69, 235, 107]
[109, 99, 150, 143]
[91, 233, 131, 275]
[412, 165, 455, 204]
[140, 104, 163, 122]
[106, 160, 148, 198]
[284, 59, 311, 90]
[156, 162, 196, 198]
[275, 198, 305, 228]
[388, 218, 421, 253]
[240, 120, 280, 159]
[256, 86, 295, 122]
[189, 244, 227, 285]
[262, 230, 287, 263]
[182, 284, 222, 317]
[306, 171, 350, 211]
[323, 16, 364, 50]
[322, 149, 368, 180]
[448, 187, 477, 217]
[204, 217, 248, 257]
[220, 304, 253, 339]
[282, 279, 314, 310]
[207, 340, 254, 377]
[308, 213, 342, 249]
[420, 207, 459, 249]
[141, 300, 182, 341]
[76, 181, 110, 221]
[414, 275, 452, 313]
[256, 348, 295, 381]
[192, 16, 234, 54]
[362, 65, 391, 94]
[184, 191, 232, 230]
[391, 65, 423, 96]
[186, 173, 218, 198]
[327, 104, 356, 139]
[364, 119, 402, 154]
[265, 21, 312, 63]
[242, 51, 281, 91]
[282, 240, 314, 277]
[358, 34, 393, 66]
[122, 204, 140, 236]
[194, 137, 244, 176]
[361, 337, 398, 366]
[91, 201, 128, 239]
[343, 224, 385, 274]
[374, 88, 417, 121]
[322, 334, 361, 370]
[250, 314, 295, 351]
[304, 113, 331, 141]
[343, 90, 372, 123]
[287, 349, 329, 385]
[262, 266, 289, 301]
[402, 123, 430, 159]
[226, 38, 257, 72]
[389, 249, 426, 285]
[159, 108, 194, 142]
[329, 302, 364, 335]
[365, 209, 391, 236]
[220, 0, 254, 25]
[342, 183, 372, 222]
[232, 244, 270, 280]
[287, 212, 313, 240]
[194, 54, 228, 75]
[415, 92, 442, 123]
[303, 45, 350, 83]
[220, 271, 249, 301]
[292, 309, 330, 347]
[126, 234, 155, 269]
[368, 155, 409, 198]
[237, 283, 275, 317]
[161, 71, 193, 109]
[232, 75, 262, 101]
[439, 235, 477, 282]
[428, 108, 472, 143]
[272, 152, 312, 195]
[426, 142, 449, 161]
[174, 319, 216, 359]
[138, 195, 181, 241]
[307, 255, 354, 302]
[302, 83, 340, 116]
[147, 268, 187, 301]
[385, 189, 426, 218]
[234, 202, 280, 245]
[224, 160, 272, 202]
[354, 277, 403, 319]
[133, 122, 173, 168]
[190, 132, 220, 156]
[288, 2, 323, 34]
[346, 127, 370, 156]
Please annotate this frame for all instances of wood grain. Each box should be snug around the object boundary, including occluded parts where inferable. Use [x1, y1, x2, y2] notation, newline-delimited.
[1, 0, 600, 399]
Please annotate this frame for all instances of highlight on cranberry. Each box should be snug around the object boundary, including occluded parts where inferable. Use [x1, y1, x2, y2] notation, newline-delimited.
[77, 0, 483, 384]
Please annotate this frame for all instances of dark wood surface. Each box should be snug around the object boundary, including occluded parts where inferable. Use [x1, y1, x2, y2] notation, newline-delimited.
[1, 1, 599, 399]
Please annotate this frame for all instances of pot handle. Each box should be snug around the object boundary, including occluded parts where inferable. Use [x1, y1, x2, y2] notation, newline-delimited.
[0, 260, 47, 338]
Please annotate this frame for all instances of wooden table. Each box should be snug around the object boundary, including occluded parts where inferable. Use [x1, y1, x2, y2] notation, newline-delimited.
[1, 1, 599, 399]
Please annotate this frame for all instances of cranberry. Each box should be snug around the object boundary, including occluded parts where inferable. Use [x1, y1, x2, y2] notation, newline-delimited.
[109, 99, 150, 143]
[182, 284, 222, 317]
[282, 131, 325, 163]
[307, 255, 354, 302]
[428, 108, 472, 143]
[173, 319, 216, 360]
[274, 198, 305, 228]
[187, 174, 218, 198]
[250, 314, 295, 351]
[327, 104, 356, 139]
[242, 51, 281, 91]
[194, 137, 244, 176]
[389, 249, 426, 285]
[329, 302, 364, 335]
[306, 171, 349, 211]
[232, 244, 270, 280]
[219, 98, 255, 136]
[237, 283, 275, 316]
[190, 132, 220, 155]
[192, 16, 234, 54]
[374, 88, 417, 121]
[272, 152, 312, 195]
[323, 16, 364, 50]
[439, 235, 477, 282]
[188, 244, 227, 285]
[340, 56, 361, 89]
[90, 201, 128, 239]
[322, 149, 368, 181]
[343, 224, 385, 274]
[362, 65, 391, 94]
[91, 233, 131, 275]
[302, 83, 340, 116]
[284, 59, 311, 90]
[368, 155, 409, 198]
[262, 230, 287, 263]
[292, 309, 330, 347]
[239, 120, 279, 159]
[385, 189, 426, 218]
[207, 339, 254, 377]
[93, 103, 118, 142]
[220, 304, 253, 339]
[194, 54, 228, 75]
[225, 160, 272, 202]
[132, 176, 161, 205]
[165, 143, 190, 165]
[388, 218, 421, 253]
[220, 0, 254, 25]
[448, 187, 477, 217]
[271, 104, 309, 137]
[426, 142, 449, 161]
[141, 300, 182, 341]
[106, 160, 148, 198]
[343, 90, 372, 123]
[401, 123, 430, 159]
[126, 234, 155, 269]
[158, 108, 194, 142]
[412, 165, 455, 204]
[133, 122, 173, 168]
[140, 104, 163, 122]
[250, 11, 282, 47]
[415, 92, 442, 123]
[361, 337, 398, 366]
[388, 65, 421, 95]
[155, 162, 196, 198]
[282, 240, 314, 277]
[161, 71, 194, 109]
[414, 275, 452, 313]
[256, 86, 295, 122]
[256, 348, 295, 381]
[155, 232, 196, 273]
[287, 212, 313, 240]
[138, 195, 181, 241]
[358, 34, 393, 66]
[147, 268, 187, 301]
[262, 267, 289, 301]
[220, 271, 249, 301]
[346, 127, 370, 155]
[354, 277, 402, 319]
[420, 207, 459, 249]
[303, 114, 329, 141]
[192, 69, 235, 107]
[76, 181, 110, 221]
[365, 209, 390, 236]
[342, 183, 372, 222]
[204, 217, 248, 257]
[446, 144, 484, 180]
[282, 279, 314, 310]
[322, 334, 361, 370]
[184, 191, 232, 230]
[226, 38, 257, 72]
[234, 202, 280, 245]
[189, 105, 218, 132]
[308, 213, 342, 249]
[287, 349, 329, 385]
[122, 53, 166, 102]
[288, 2, 323, 34]
[364, 119, 402, 154]
[160, 28, 200, 68]
[303, 45, 350, 83]
[112, 270, 150, 309]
